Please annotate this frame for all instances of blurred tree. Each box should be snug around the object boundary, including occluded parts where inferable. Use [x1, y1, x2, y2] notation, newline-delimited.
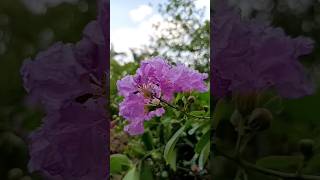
[115, 0, 210, 73]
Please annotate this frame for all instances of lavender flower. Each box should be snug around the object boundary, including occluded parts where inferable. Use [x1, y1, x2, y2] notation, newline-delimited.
[21, 0, 109, 179]
[28, 99, 107, 180]
[117, 57, 207, 135]
[212, 0, 314, 98]
[21, 42, 92, 111]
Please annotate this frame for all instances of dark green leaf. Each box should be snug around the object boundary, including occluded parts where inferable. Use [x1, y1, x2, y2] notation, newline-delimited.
[195, 130, 210, 154]
[141, 131, 154, 150]
[110, 154, 132, 174]
[168, 149, 177, 171]
[140, 161, 154, 180]
[213, 99, 229, 130]
[164, 125, 185, 167]
[199, 141, 210, 170]
[263, 96, 283, 115]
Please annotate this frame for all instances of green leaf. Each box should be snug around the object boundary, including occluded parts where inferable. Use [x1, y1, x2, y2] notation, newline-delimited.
[263, 96, 283, 114]
[123, 166, 140, 180]
[141, 131, 154, 150]
[256, 155, 303, 172]
[188, 123, 202, 135]
[140, 161, 154, 180]
[213, 99, 229, 130]
[303, 154, 320, 174]
[168, 149, 177, 171]
[110, 154, 132, 174]
[190, 110, 206, 117]
[175, 93, 182, 103]
[164, 125, 185, 168]
[195, 130, 210, 154]
[198, 141, 210, 170]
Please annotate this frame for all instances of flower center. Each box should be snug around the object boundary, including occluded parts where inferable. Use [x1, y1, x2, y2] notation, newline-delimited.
[138, 84, 153, 98]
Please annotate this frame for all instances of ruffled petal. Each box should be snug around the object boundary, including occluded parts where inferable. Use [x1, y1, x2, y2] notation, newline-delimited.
[117, 75, 137, 97]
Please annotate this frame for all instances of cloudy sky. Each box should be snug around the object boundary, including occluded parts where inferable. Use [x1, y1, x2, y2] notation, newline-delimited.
[110, 0, 210, 62]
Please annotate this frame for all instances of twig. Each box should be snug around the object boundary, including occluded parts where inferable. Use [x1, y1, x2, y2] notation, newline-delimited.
[215, 148, 320, 180]
[157, 97, 211, 120]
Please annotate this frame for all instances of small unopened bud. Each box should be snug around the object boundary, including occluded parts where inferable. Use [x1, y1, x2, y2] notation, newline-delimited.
[188, 96, 196, 104]
[299, 139, 315, 160]
[151, 98, 160, 105]
[248, 108, 272, 131]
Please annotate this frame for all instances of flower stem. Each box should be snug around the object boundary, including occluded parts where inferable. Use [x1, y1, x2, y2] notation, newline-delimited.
[157, 97, 210, 120]
[215, 148, 320, 180]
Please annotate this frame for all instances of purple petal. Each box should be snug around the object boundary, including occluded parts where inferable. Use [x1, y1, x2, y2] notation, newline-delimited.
[117, 75, 137, 97]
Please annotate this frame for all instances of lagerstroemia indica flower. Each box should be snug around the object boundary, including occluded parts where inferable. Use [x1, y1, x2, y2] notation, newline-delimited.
[212, 0, 315, 98]
[20, 0, 109, 178]
[117, 57, 208, 135]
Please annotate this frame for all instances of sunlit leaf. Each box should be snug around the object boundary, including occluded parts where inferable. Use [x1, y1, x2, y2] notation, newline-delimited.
[195, 130, 210, 154]
[110, 154, 132, 174]
[164, 125, 185, 168]
[123, 166, 140, 180]
[199, 141, 210, 170]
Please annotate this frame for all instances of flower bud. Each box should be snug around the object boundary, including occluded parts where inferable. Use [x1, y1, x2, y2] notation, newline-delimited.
[188, 96, 196, 104]
[248, 108, 272, 131]
[299, 139, 315, 160]
[151, 98, 160, 105]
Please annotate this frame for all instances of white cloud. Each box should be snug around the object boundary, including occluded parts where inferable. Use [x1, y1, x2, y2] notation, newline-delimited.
[195, 0, 210, 20]
[111, 12, 164, 63]
[129, 5, 153, 23]
[111, 1, 210, 63]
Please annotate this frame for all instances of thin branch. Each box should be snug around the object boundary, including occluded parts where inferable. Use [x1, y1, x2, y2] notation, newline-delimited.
[215, 148, 320, 180]
[157, 97, 211, 119]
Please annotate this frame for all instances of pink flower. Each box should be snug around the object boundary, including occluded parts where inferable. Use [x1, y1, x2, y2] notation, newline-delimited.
[212, 0, 315, 98]
[117, 57, 207, 135]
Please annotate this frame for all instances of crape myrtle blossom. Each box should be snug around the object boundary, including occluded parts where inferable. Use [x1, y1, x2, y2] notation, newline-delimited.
[117, 58, 208, 135]
[20, 0, 109, 179]
[212, 0, 315, 98]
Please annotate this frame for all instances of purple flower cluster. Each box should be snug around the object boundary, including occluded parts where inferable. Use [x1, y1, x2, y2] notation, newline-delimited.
[117, 58, 208, 135]
[212, 1, 315, 98]
[20, 1, 109, 179]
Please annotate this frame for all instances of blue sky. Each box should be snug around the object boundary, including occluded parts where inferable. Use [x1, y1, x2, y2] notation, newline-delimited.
[111, 0, 163, 29]
[110, 0, 210, 62]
